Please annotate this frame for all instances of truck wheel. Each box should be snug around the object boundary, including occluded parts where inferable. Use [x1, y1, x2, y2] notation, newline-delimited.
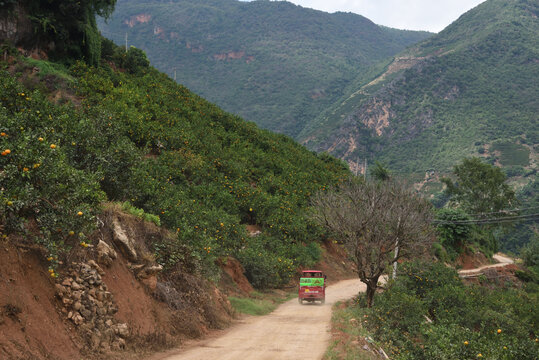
[298, 298, 303, 304]
[320, 299, 325, 304]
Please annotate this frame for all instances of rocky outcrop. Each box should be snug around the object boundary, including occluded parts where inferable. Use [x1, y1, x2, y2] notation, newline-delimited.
[56, 262, 128, 352]
[0, 3, 34, 47]
[360, 99, 391, 136]
[124, 14, 152, 28]
[213, 51, 247, 61]
[112, 218, 138, 261]
[97, 240, 117, 266]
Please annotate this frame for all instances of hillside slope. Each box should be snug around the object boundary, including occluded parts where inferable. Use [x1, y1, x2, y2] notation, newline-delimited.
[300, 0, 538, 177]
[0, 204, 233, 359]
[97, 0, 431, 138]
[0, 41, 350, 297]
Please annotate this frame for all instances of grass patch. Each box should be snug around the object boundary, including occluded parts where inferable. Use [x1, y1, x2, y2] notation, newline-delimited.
[24, 58, 74, 82]
[323, 299, 379, 360]
[228, 297, 277, 316]
[229, 290, 297, 316]
[119, 201, 161, 226]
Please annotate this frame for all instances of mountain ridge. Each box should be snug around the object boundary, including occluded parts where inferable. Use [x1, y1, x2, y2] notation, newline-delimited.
[300, 0, 538, 177]
[97, 0, 432, 137]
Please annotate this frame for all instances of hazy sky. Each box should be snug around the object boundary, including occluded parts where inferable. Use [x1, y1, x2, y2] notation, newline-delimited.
[240, 0, 487, 32]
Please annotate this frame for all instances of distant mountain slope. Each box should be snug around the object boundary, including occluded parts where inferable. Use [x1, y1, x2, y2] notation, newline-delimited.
[300, 0, 538, 177]
[98, 0, 431, 138]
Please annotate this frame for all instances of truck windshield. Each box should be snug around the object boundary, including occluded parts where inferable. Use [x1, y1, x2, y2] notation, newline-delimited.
[300, 277, 324, 287]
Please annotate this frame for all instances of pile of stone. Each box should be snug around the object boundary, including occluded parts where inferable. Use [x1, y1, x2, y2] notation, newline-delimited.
[55, 260, 129, 351]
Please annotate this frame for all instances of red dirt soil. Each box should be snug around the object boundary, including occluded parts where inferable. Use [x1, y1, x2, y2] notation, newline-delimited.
[456, 251, 489, 270]
[0, 244, 83, 360]
[217, 257, 254, 295]
[0, 207, 234, 359]
[101, 256, 173, 336]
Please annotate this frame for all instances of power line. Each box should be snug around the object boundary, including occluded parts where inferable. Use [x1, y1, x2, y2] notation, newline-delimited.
[433, 213, 539, 225]
[460, 206, 539, 218]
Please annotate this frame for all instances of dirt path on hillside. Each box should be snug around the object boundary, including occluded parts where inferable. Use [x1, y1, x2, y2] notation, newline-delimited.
[458, 253, 514, 276]
[155, 279, 365, 360]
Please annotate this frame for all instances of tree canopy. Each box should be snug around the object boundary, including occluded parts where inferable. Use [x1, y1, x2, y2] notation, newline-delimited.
[22, 0, 117, 64]
[442, 157, 517, 215]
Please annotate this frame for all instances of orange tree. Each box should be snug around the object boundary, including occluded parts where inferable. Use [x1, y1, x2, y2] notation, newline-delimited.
[0, 71, 104, 261]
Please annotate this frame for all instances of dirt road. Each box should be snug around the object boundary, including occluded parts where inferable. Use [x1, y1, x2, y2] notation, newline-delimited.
[159, 278, 365, 360]
[458, 252, 514, 277]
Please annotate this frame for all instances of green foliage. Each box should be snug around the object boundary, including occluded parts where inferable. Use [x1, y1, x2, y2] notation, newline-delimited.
[22, 0, 117, 65]
[370, 161, 391, 181]
[0, 71, 105, 257]
[234, 235, 296, 288]
[228, 296, 277, 316]
[499, 178, 539, 252]
[97, 0, 430, 138]
[120, 201, 160, 226]
[435, 208, 472, 258]
[124, 46, 150, 74]
[521, 236, 539, 278]
[491, 141, 530, 166]
[1, 49, 350, 285]
[442, 157, 517, 214]
[359, 261, 539, 360]
[22, 58, 74, 85]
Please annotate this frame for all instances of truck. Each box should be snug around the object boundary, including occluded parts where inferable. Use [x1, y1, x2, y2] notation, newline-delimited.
[298, 270, 326, 304]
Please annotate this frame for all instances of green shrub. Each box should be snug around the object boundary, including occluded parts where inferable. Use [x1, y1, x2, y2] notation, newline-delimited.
[435, 208, 472, 259]
[358, 261, 539, 360]
[0, 72, 104, 258]
[124, 46, 150, 74]
[521, 236, 539, 268]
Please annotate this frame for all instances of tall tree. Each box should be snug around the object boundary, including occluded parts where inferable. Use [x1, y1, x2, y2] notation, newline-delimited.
[441, 157, 517, 215]
[311, 180, 434, 307]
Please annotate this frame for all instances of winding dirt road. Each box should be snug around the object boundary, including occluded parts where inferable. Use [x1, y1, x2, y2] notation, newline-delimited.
[153, 253, 514, 360]
[159, 279, 365, 360]
[458, 253, 514, 277]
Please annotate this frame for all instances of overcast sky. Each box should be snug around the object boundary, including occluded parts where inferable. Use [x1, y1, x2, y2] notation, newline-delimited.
[240, 0, 487, 32]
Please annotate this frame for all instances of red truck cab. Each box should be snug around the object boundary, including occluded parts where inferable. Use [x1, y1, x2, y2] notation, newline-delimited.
[298, 270, 326, 304]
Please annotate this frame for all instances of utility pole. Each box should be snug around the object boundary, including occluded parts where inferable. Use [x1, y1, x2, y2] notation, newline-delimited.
[125, 33, 128, 52]
[364, 158, 368, 179]
[174, 68, 177, 81]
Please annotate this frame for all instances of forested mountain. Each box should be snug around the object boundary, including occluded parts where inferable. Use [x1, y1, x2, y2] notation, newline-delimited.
[97, 0, 431, 137]
[300, 0, 538, 180]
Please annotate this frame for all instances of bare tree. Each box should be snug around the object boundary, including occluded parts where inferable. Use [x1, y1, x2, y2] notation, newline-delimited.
[311, 180, 434, 307]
